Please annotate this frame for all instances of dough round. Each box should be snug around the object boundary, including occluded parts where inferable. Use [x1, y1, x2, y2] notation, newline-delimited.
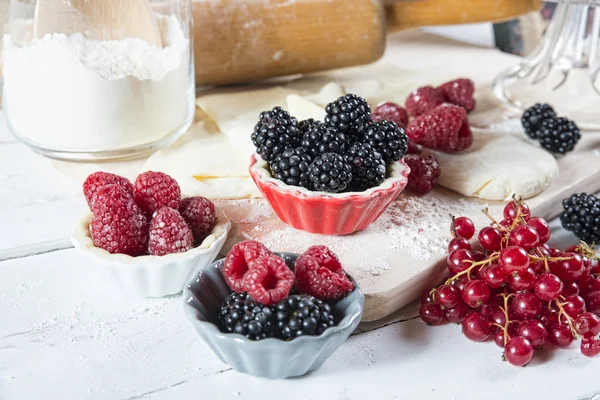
[432, 131, 559, 201]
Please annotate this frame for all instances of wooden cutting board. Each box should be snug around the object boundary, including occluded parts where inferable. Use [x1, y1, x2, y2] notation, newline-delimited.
[215, 133, 600, 322]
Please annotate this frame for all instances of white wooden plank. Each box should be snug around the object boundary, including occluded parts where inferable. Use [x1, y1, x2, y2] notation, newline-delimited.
[1, 249, 600, 400]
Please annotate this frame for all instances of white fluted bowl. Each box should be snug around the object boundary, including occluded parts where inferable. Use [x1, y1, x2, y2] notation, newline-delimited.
[72, 207, 231, 297]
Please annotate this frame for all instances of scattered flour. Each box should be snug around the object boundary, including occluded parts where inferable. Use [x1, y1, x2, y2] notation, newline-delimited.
[225, 192, 483, 282]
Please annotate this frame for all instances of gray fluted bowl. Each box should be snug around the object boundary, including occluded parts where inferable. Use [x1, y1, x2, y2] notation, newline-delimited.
[182, 252, 364, 379]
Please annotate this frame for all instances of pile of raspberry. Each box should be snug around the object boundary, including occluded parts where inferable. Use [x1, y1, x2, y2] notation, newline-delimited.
[218, 241, 355, 340]
[252, 94, 409, 193]
[372, 78, 477, 195]
[420, 197, 600, 366]
[83, 171, 216, 257]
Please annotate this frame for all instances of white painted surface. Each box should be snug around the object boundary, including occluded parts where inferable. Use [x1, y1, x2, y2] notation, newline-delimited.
[1, 33, 600, 400]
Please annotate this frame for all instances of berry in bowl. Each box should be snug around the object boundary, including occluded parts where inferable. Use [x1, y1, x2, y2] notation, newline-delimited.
[71, 171, 231, 297]
[249, 94, 410, 235]
[183, 241, 364, 379]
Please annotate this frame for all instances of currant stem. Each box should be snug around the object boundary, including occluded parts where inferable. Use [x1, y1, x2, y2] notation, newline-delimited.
[498, 292, 512, 346]
[444, 253, 499, 286]
[553, 298, 578, 339]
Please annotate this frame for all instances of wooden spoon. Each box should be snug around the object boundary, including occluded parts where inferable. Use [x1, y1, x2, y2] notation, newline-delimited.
[33, 0, 162, 47]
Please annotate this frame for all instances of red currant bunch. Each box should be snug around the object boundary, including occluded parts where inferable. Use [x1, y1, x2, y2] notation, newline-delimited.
[420, 197, 600, 366]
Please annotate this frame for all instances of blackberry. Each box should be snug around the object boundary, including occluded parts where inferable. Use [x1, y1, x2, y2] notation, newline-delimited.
[274, 295, 335, 340]
[325, 94, 371, 135]
[298, 118, 321, 135]
[363, 120, 408, 164]
[251, 107, 300, 161]
[269, 147, 313, 189]
[308, 153, 353, 193]
[218, 292, 276, 340]
[301, 123, 348, 158]
[560, 193, 600, 244]
[344, 142, 386, 191]
[537, 117, 581, 154]
[521, 103, 556, 139]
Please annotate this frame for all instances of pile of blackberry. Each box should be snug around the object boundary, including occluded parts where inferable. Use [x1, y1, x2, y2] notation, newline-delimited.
[251, 94, 408, 193]
[218, 293, 335, 341]
[521, 103, 581, 154]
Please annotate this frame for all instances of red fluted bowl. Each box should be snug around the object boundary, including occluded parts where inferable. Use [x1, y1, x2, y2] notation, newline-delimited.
[249, 155, 410, 235]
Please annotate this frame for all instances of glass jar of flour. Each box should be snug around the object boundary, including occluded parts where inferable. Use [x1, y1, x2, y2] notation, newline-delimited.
[3, 0, 195, 161]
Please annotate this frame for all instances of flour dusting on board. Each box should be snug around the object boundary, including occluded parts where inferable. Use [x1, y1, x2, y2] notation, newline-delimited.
[228, 192, 483, 283]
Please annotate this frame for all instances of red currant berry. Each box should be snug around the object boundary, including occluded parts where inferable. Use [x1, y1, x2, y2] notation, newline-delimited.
[562, 281, 580, 297]
[504, 337, 534, 366]
[452, 216, 475, 240]
[499, 219, 512, 227]
[579, 275, 600, 296]
[503, 200, 531, 222]
[509, 225, 540, 250]
[461, 312, 492, 342]
[582, 257, 592, 275]
[540, 308, 560, 328]
[447, 249, 474, 275]
[511, 292, 542, 320]
[507, 320, 525, 337]
[480, 264, 508, 289]
[488, 306, 507, 328]
[580, 335, 600, 357]
[419, 302, 445, 325]
[591, 259, 600, 275]
[527, 217, 551, 244]
[585, 291, 600, 314]
[462, 280, 491, 308]
[436, 285, 460, 309]
[507, 268, 536, 292]
[478, 227, 502, 252]
[420, 291, 435, 305]
[534, 273, 564, 301]
[448, 237, 472, 253]
[533, 245, 551, 257]
[548, 324, 574, 348]
[517, 320, 548, 349]
[575, 312, 600, 336]
[472, 251, 487, 262]
[494, 330, 506, 348]
[451, 275, 469, 292]
[444, 301, 470, 324]
[480, 303, 496, 317]
[549, 247, 562, 257]
[499, 246, 530, 274]
[550, 253, 585, 281]
[563, 294, 586, 318]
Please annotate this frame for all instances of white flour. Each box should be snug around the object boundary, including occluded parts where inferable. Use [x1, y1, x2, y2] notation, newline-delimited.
[2, 15, 193, 151]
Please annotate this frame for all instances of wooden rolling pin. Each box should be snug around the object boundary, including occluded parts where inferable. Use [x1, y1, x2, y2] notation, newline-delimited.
[192, 0, 541, 85]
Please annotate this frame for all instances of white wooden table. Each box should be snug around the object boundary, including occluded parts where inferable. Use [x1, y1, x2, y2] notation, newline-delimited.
[2, 33, 600, 400]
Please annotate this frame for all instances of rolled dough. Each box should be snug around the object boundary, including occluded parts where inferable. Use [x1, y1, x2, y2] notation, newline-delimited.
[431, 130, 559, 201]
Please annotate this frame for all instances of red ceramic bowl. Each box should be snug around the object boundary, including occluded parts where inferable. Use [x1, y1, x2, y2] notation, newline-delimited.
[249, 155, 410, 235]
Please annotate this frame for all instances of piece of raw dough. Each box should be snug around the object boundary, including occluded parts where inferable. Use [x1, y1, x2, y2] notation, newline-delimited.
[196, 86, 297, 158]
[431, 131, 559, 201]
[286, 94, 325, 121]
[304, 82, 345, 106]
[141, 120, 261, 199]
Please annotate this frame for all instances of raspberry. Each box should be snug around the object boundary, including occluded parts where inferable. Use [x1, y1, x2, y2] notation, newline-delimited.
[83, 171, 133, 209]
[372, 102, 409, 129]
[148, 207, 194, 256]
[302, 246, 343, 273]
[438, 78, 476, 112]
[403, 154, 441, 194]
[133, 171, 181, 216]
[223, 240, 272, 293]
[294, 252, 354, 301]
[89, 185, 149, 256]
[406, 140, 421, 154]
[405, 86, 444, 117]
[406, 104, 473, 152]
[179, 196, 216, 244]
[243, 255, 294, 305]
